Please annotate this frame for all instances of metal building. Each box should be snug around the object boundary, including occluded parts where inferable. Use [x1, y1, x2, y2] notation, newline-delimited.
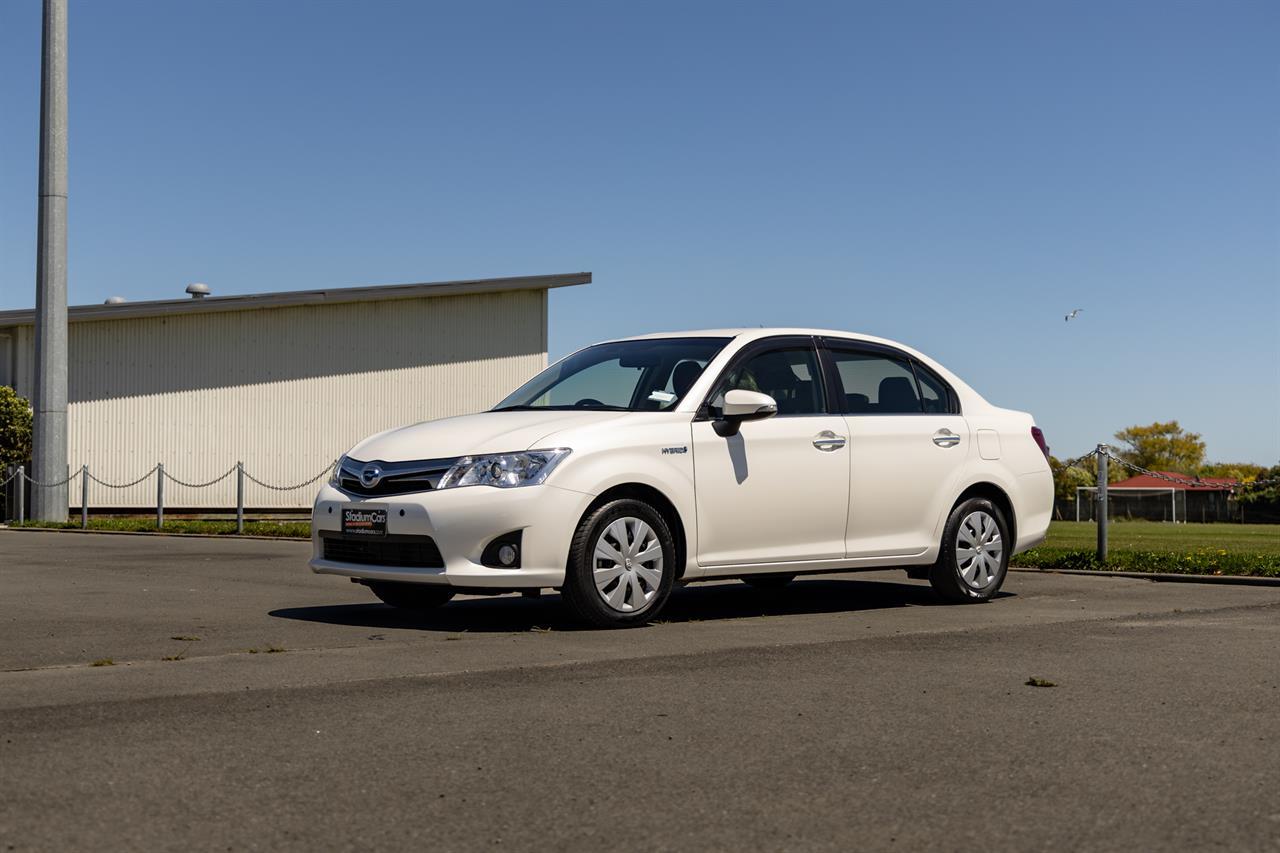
[0, 272, 589, 510]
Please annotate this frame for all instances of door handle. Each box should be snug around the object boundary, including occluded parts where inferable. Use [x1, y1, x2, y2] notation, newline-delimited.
[813, 430, 847, 452]
[933, 429, 961, 448]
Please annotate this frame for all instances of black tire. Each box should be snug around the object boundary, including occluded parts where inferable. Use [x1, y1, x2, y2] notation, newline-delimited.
[741, 573, 796, 590]
[929, 497, 1010, 603]
[562, 498, 677, 629]
[367, 581, 455, 610]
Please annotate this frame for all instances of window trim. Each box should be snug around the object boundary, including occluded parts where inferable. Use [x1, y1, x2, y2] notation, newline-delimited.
[818, 337, 961, 416]
[694, 335, 834, 420]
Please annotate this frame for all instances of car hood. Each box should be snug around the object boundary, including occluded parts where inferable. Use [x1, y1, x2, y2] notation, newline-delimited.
[346, 410, 630, 462]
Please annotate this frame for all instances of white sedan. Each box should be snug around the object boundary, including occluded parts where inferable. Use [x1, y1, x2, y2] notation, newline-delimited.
[311, 329, 1053, 628]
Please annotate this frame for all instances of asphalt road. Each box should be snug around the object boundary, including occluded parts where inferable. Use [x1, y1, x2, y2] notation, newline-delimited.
[2, 529, 1279, 852]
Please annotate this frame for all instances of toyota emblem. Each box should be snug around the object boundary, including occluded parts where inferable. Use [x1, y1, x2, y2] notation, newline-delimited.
[359, 463, 384, 489]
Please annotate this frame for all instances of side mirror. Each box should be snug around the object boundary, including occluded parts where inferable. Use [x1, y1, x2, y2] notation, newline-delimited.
[713, 389, 778, 437]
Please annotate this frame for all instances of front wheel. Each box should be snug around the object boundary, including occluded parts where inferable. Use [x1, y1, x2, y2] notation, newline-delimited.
[367, 581, 455, 610]
[929, 498, 1009, 603]
[562, 498, 676, 628]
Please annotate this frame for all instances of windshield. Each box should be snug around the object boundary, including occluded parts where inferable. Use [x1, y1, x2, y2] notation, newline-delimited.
[494, 337, 731, 412]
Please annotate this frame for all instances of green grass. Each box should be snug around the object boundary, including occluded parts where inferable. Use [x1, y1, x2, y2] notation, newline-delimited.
[11, 518, 309, 538]
[1018, 520, 1280, 577]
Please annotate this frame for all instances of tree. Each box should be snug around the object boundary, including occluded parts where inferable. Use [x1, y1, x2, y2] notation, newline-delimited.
[1049, 455, 1095, 500]
[1113, 421, 1205, 475]
[0, 386, 33, 467]
[1237, 463, 1280, 505]
[1199, 461, 1266, 482]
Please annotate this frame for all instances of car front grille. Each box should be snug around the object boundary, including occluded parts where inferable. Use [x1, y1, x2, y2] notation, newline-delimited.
[320, 532, 445, 569]
[336, 457, 456, 498]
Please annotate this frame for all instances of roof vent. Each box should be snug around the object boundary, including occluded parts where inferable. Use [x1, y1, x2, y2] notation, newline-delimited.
[185, 282, 211, 299]
[104, 296, 126, 305]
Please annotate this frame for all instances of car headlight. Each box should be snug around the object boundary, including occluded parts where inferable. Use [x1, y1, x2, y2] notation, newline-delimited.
[329, 456, 346, 487]
[437, 449, 571, 489]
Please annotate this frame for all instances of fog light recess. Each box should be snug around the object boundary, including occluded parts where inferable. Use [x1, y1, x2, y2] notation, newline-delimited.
[481, 531, 523, 569]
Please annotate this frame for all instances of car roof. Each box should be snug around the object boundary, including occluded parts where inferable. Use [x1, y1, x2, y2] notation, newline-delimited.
[608, 328, 907, 349]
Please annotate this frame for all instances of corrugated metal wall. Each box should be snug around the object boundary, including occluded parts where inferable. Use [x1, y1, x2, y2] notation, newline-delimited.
[4, 289, 548, 509]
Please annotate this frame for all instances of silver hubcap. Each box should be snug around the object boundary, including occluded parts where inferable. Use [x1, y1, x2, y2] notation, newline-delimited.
[593, 517, 664, 613]
[956, 511, 1003, 590]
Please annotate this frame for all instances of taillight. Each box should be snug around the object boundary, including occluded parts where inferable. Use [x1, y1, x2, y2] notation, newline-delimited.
[1030, 426, 1050, 460]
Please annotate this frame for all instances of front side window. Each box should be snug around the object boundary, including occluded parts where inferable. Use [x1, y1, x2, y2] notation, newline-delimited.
[829, 349, 922, 414]
[707, 346, 826, 416]
[494, 337, 729, 412]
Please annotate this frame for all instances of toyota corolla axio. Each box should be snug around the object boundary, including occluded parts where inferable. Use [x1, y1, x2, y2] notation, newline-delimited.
[310, 329, 1053, 627]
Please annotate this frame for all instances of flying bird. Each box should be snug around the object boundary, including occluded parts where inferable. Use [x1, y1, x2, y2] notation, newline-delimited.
[1064, 309, 1083, 323]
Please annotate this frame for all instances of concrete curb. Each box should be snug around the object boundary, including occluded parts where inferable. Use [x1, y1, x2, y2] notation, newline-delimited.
[0, 525, 308, 543]
[1010, 567, 1280, 587]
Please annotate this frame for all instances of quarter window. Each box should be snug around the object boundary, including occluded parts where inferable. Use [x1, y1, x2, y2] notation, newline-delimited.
[708, 346, 825, 416]
[914, 364, 953, 414]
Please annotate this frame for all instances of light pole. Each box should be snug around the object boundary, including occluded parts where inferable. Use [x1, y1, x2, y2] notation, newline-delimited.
[32, 0, 69, 521]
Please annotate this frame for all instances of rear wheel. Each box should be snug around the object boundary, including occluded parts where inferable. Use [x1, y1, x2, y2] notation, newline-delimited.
[367, 581, 455, 610]
[741, 573, 796, 590]
[562, 498, 676, 629]
[929, 498, 1009, 603]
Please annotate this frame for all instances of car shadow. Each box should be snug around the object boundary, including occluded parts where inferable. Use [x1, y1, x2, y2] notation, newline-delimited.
[270, 578, 1015, 634]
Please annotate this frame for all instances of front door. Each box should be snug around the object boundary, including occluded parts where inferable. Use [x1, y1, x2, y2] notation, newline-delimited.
[692, 341, 850, 567]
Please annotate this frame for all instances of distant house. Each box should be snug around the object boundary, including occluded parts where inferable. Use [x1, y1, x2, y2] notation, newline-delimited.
[1109, 471, 1239, 492]
[1078, 471, 1238, 523]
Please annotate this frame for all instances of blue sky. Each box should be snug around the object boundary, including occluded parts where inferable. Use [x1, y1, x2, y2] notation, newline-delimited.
[1, 0, 1276, 462]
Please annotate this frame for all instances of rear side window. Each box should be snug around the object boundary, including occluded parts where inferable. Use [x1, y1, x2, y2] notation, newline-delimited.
[828, 350, 921, 414]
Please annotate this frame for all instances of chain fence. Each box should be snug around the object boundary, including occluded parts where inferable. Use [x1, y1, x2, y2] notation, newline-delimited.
[1056, 448, 1100, 473]
[243, 463, 336, 492]
[4, 443, 1277, 546]
[1059, 443, 1280, 559]
[2, 460, 336, 531]
[164, 465, 237, 490]
[1101, 451, 1280, 490]
[86, 465, 159, 490]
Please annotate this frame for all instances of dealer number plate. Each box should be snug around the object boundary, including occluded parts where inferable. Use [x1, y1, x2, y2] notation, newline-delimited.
[342, 506, 387, 537]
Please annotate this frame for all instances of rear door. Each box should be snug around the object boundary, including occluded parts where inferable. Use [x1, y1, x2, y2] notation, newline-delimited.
[821, 339, 969, 558]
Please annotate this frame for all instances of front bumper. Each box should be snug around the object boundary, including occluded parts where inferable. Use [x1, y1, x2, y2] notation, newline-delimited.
[309, 482, 594, 588]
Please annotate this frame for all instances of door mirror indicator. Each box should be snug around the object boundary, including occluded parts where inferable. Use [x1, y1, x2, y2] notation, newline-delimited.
[714, 390, 778, 437]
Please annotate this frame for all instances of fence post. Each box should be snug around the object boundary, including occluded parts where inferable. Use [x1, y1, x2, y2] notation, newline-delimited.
[236, 461, 245, 534]
[156, 463, 164, 529]
[1096, 444, 1108, 563]
[81, 465, 88, 529]
[16, 466, 24, 524]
